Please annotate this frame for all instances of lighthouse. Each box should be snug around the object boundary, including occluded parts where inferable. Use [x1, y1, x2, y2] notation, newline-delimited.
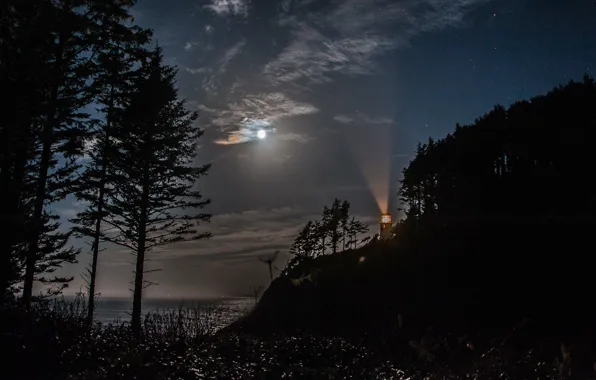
[380, 213, 393, 239]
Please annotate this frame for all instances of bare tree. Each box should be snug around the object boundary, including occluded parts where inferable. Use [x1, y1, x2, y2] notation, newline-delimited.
[249, 285, 264, 305]
[259, 250, 280, 282]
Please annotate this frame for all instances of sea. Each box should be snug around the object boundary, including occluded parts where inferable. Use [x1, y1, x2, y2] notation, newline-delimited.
[88, 297, 254, 330]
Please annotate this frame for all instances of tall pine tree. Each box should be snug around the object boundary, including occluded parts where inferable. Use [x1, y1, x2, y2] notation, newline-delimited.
[20, 0, 100, 305]
[284, 199, 370, 276]
[1, 0, 97, 303]
[101, 47, 211, 334]
[0, 0, 45, 299]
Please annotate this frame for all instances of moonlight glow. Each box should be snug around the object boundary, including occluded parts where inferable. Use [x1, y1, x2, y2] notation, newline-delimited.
[257, 129, 267, 139]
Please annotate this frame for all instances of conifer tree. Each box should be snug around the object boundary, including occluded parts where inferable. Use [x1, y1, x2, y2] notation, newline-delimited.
[101, 48, 211, 334]
[0, 0, 42, 299]
[340, 200, 351, 250]
[289, 220, 316, 259]
[20, 0, 101, 306]
[284, 199, 370, 275]
[0, 1, 101, 304]
[324, 198, 344, 254]
[71, 0, 152, 325]
[346, 217, 369, 249]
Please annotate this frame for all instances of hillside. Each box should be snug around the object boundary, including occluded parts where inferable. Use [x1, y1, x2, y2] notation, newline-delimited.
[233, 219, 594, 334]
[229, 78, 596, 376]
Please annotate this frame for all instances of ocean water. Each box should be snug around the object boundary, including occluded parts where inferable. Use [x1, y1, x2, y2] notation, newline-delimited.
[92, 297, 254, 330]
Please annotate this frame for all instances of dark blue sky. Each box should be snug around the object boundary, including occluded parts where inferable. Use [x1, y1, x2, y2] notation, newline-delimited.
[57, 0, 596, 298]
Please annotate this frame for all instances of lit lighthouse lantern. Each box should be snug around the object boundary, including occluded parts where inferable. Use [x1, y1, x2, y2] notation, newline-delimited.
[380, 213, 393, 239]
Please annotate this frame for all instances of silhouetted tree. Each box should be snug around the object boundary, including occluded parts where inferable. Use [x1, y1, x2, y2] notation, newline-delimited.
[71, 0, 152, 326]
[323, 198, 345, 254]
[399, 77, 596, 230]
[0, 0, 107, 305]
[345, 216, 369, 249]
[285, 199, 370, 274]
[0, 0, 33, 300]
[99, 47, 211, 335]
[289, 221, 316, 259]
[339, 200, 351, 250]
[259, 250, 280, 282]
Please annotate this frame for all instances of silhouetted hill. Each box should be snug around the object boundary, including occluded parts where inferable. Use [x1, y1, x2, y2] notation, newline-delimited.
[230, 78, 596, 375]
[234, 220, 594, 333]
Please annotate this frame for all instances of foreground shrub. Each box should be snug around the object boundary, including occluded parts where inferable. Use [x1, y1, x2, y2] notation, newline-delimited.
[1, 297, 574, 379]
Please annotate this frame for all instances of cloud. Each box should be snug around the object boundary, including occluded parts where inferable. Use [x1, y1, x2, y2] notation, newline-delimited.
[184, 41, 199, 52]
[148, 207, 379, 264]
[364, 116, 393, 124]
[197, 40, 246, 94]
[208, 92, 318, 127]
[213, 126, 265, 145]
[202, 92, 318, 145]
[263, 26, 396, 86]
[334, 115, 353, 124]
[213, 128, 312, 146]
[277, 132, 312, 143]
[264, 0, 490, 87]
[149, 208, 312, 263]
[220, 40, 246, 73]
[334, 113, 393, 125]
[205, 0, 249, 17]
[184, 66, 209, 75]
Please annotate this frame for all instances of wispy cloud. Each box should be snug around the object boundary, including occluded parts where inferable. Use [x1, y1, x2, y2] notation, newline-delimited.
[205, 0, 250, 17]
[333, 115, 353, 124]
[277, 132, 312, 143]
[213, 129, 312, 146]
[148, 207, 378, 263]
[196, 39, 246, 95]
[147, 207, 312, 262]
[184, 66, 209, 75]
[220, 40, 246, 73]
[334, 113, 393, 125]
[184, 41, 199, 52]
[263, 23, 396, 86]
[264, 0, 489, 87]
[202, 92, 318, 145]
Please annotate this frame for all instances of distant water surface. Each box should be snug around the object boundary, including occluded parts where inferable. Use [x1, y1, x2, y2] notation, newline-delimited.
[90, 297, 253, 330]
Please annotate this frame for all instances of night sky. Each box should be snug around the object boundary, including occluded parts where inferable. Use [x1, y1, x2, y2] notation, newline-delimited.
[55, 0, 595, 298]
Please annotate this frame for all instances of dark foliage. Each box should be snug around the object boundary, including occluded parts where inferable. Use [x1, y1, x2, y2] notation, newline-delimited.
[0, 0, 109, 302]
[285, 198, 369, 276]
[0, 299, 567, 380]
[399, 76, 596, 228]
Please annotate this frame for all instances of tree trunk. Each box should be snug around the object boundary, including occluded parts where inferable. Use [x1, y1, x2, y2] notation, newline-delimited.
[22, 38, 63, 307]
[87, 93, 113, 327]
[131, 162, 150, 336]
[22, 123, 53, 305]
[86, 151, 108, 326]
[0, 122, 28, 297]
[332, 229, 339, 254]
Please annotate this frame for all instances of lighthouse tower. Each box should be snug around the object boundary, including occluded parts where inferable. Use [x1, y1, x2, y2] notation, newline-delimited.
[380, 213, 393, 239]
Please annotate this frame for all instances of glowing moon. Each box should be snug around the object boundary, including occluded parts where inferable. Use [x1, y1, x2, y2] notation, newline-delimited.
[257, 129, 267, 139]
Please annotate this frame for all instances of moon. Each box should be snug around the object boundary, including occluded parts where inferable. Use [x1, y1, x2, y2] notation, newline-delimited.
[257, 129, 267, 139]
